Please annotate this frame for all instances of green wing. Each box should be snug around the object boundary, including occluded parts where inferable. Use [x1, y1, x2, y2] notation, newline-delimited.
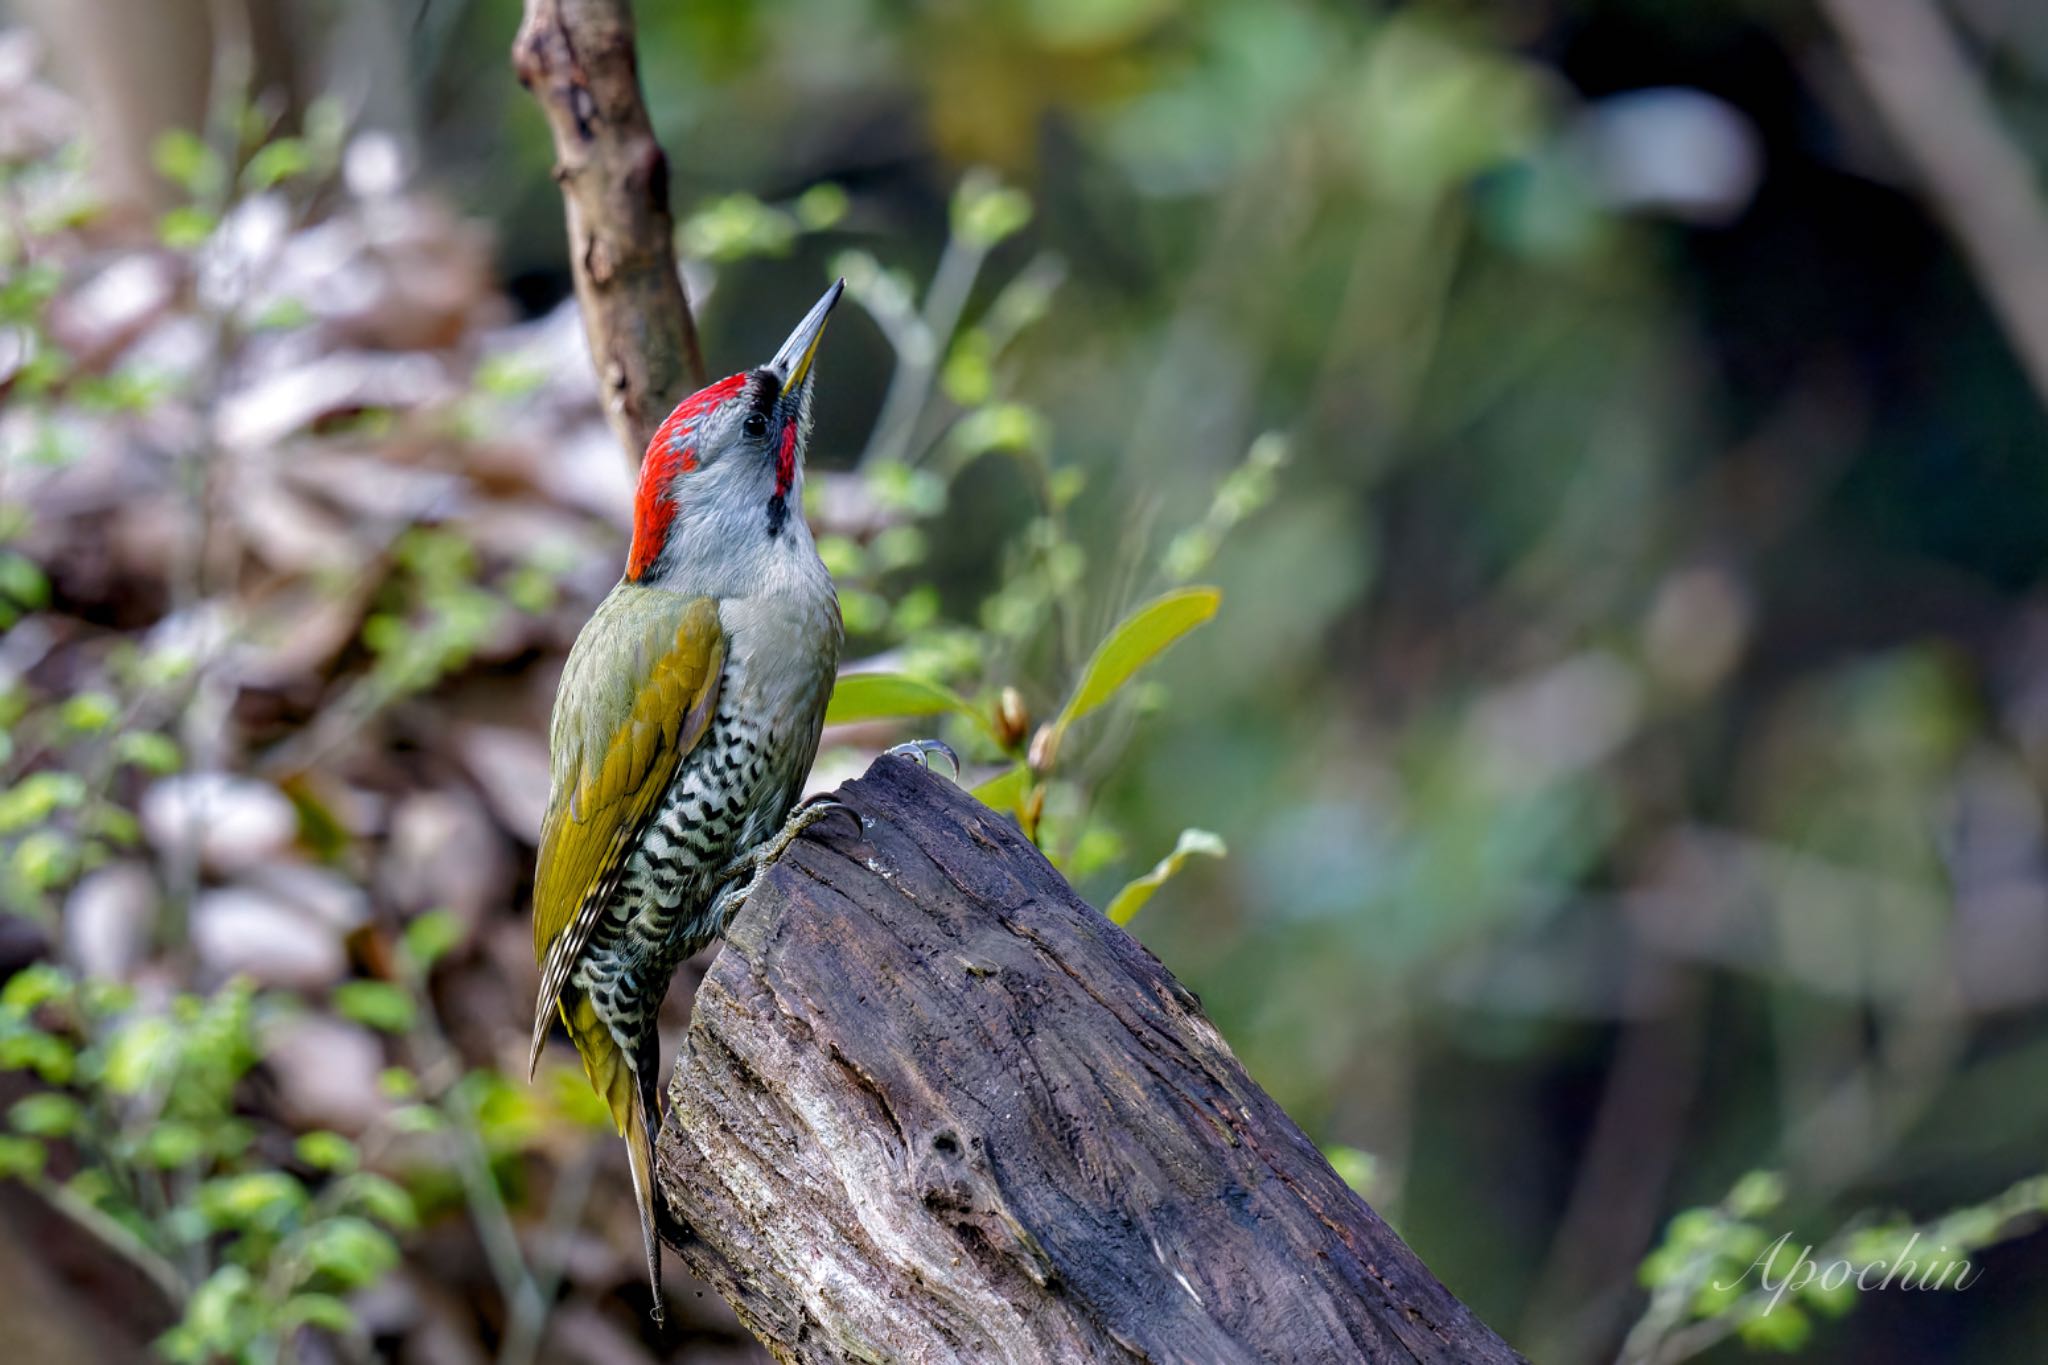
[529, 589, 724, 1075]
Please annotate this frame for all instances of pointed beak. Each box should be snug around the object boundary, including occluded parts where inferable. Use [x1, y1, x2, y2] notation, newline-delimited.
[768, 278, 845, 398]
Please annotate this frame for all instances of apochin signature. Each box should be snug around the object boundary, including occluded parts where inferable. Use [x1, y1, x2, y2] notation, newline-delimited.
[1718, 1231, 1982, 1314]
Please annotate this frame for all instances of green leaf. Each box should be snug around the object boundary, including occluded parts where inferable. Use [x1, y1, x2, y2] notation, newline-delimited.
[332, 981, 415, 1035]
[196, 1171, 307, 1230]
[1104, 828, 1226, 925]
[0, 1135, 45, 1178]
[8, 1092, 80, 1137]
[142, 1121, 208, 1169]
[115, 731, 183, 774]
[0, 552, 49, 610]
[1325, 1144, 1378, 1196]
[178, 1265, 255, 1355]
[400, 909, 463, 972]
[1735, 1301, 1811, 1353]
[59, 691, 119, 732]
[1, 963, 74, 1015]
[151, 130, 223, 198]
[1051, 587, 1220, 744]
[298, 1214, 399, 1288]
[0, 773, 88, 835]
[1727, 1170, 1786, 1218]
[952, 174, 1034, 248]
[282, 1292, 355, 1334]
[336, 1172, 417, 1231]
[102, 1015, 176, 1094]
[826, 672, 975, 727]
[294, 1131, 358, 1173]
[971, 764, 1031, 815]
[0, 1031, 75, 1084]
[156, 206, 217, 250]
[241, 138, 311, 191]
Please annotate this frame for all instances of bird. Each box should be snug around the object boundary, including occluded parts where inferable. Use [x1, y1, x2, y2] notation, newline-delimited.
[529, 281, 853, 1325]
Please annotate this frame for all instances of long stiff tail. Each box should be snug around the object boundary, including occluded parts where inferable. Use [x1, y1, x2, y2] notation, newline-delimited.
[561, 992, 665, 1326]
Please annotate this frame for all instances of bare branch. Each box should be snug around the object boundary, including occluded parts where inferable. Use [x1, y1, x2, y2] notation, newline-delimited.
[1820, 0, 2048, 409]
[512, 0, 704, 469]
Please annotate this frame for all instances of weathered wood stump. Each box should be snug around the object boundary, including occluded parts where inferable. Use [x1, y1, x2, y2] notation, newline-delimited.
[654, 757, 1523, 1363]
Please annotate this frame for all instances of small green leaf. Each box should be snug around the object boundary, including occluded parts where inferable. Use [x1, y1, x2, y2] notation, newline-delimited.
[0, 1031, 75, 1084]
[387, 1103, 443, 1135]
[332, 981, 415, 1035]
[156, 206, 217, 250]
[59, 692, 119, 732]
[294, 1131, 358, 1173]
[1051, 587, 1220, 744]
[1104, 828, 1226, 926]
[115, 731, 182, 774]
[298, 1215, 399, 1289]
[401, 909, 463, 972]
[151, 130, 223, 198]
[971, 764, 1031, 815]
[1325, 1145, 1378, 1196]
[793, 183, 848, 230]
[8, 1092, 80, 1137]
[1, 963, 74, 1015]
[102, 1015, 176, 1094]
[1735, 1301, 1811, 1352]
[179, 1264, 255, 1353]
[0, 773, 88, 835]
[826, 672, 974, 726]
[376, 1067, 418, 1100]
[241, 138, 311, 191]
[336, 1172, 417, 1231]
[282, 1292, 355, 1333]
[0, 552, 49, 610]
[196, 1171, 307, 1230]
[952, 173, 1034, 248]
[0, 1135, 45, 1178]
[1728, 1170, 1786, 1218]
[142, 1121, 207, 1169]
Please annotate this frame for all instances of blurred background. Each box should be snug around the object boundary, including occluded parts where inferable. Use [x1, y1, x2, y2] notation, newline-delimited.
[3, 0, 2048, 1361]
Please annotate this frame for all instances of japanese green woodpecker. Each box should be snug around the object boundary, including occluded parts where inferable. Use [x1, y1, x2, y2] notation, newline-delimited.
[529, 281, 848, 1323]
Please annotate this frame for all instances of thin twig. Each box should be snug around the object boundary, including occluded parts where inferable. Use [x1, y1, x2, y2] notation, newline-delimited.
[1819, 0, 2048, 409]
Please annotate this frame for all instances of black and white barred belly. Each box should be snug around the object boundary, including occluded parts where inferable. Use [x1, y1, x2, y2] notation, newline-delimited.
[565, 696, 808, 1041]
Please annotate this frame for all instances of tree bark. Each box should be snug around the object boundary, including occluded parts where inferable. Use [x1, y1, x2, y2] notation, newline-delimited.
[655, 757, 1524, 1363]
[512, 0, 705, 469]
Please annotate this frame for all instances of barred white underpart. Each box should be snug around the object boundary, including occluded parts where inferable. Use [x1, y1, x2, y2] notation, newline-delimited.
[568, 583, 839, 1067]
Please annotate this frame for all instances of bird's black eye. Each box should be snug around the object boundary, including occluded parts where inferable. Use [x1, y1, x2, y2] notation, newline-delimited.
[743, 412, 769, 439]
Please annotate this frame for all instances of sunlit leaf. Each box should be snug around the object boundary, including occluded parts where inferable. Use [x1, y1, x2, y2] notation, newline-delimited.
[294, 1131, 358, 1173]
[1104, 828, 1226, 925]
[297, 1215, 399, 1289]
[8, 1093, 79, 1137]
[1052, 587, 1220, 745]
[971, 763, 1031, 815]
[826, 672, 974, 726]
[332, 981, 415, 1035]
[282, 1292, 355, 1334]
[400, 909, 463, 972]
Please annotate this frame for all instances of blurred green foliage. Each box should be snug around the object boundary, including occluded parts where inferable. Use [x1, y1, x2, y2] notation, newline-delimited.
[0, 967, 415, 1361]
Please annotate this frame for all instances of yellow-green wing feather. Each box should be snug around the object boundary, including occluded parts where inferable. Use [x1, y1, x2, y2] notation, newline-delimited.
[529, 590, 724, 1076]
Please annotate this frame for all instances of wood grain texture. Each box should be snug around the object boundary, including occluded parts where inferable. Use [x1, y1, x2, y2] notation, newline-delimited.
[512, 0, 704, 468]
[656, 756, 1524, 1363]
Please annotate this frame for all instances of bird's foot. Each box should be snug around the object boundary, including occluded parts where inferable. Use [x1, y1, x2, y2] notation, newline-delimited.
[715, 797, 854, 890]
[886, 738, 960, 780]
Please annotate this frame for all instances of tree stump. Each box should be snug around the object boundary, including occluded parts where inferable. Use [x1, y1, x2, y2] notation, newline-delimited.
[655, 757, 1523, 1363]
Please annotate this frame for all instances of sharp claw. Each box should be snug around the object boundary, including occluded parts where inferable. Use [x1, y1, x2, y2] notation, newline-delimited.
[887, 738, 960, 781]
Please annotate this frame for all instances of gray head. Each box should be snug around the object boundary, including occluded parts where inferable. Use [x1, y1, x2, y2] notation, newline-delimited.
[624, 279, 844, 587]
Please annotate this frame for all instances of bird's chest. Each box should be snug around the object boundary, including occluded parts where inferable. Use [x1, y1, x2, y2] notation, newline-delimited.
[613, 591, 839, 928]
